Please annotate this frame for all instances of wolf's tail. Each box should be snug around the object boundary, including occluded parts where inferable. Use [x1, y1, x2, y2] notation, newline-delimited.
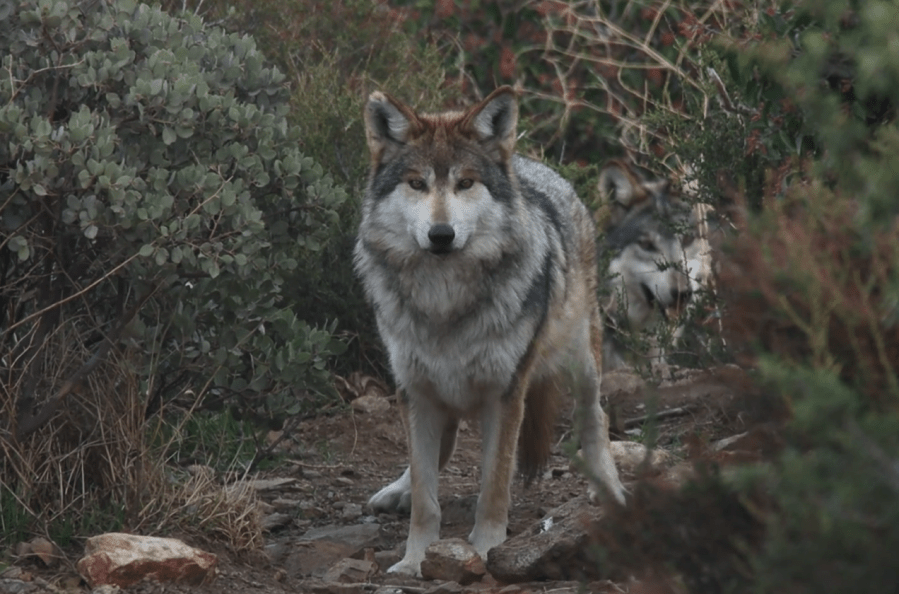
[517, 374, 562, 485]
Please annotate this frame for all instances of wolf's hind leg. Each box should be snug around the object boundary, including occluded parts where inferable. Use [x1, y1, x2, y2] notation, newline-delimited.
[368, 415, 459, 514]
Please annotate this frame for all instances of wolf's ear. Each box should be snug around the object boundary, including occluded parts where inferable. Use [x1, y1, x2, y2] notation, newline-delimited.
[461, 86, 518, 162]
[364, 91, 421, 164]
[598, 162, 650, 225]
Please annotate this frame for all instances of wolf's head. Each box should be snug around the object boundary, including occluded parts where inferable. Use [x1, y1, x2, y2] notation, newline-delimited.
[360, 87, 519, 257]
[599, 161, 710, 325]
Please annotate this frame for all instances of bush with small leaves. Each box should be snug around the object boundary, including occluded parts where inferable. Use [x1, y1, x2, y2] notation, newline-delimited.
[0, 0, 346, 532]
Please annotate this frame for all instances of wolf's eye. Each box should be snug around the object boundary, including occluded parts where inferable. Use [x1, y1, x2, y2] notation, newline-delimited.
[457, 178, 474, 190]
[408, 179, 426, 191]
[639, 238, 658, 253]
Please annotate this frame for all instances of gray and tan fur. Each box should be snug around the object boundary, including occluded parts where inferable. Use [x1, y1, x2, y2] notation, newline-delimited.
[598, 161, 714, 371]
[354, 87, 626, 576]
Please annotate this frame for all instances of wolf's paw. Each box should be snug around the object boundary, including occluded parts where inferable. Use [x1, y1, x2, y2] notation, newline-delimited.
[367, 468, 412, 514]
[588, 481, 628, 506]
[469, 521, 507, 559]
[387, 557, 423, 577]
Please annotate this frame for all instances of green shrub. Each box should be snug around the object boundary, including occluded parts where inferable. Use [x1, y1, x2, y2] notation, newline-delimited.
[0, 0, 346, 533]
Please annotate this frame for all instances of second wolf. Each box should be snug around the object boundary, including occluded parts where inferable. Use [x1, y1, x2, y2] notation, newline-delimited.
[598, 161, 715, 371]
[355, 87, 626, 576]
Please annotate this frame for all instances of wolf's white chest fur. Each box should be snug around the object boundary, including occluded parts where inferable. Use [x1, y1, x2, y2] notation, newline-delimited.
[373, 251, 544, 414]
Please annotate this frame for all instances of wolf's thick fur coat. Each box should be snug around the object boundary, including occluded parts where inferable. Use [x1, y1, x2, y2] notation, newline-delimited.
[354, 87, 626, 576]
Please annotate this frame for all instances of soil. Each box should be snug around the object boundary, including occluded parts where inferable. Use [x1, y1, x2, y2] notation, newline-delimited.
[8, 366, 779, 594]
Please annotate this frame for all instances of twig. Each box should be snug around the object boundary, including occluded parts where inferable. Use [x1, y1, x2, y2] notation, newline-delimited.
[624, 404, 698, 428]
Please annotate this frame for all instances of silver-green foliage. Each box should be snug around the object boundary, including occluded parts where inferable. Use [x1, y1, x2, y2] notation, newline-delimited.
[0, 0, 348, 430]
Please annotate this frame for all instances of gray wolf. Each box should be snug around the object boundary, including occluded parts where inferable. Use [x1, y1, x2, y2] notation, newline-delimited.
[598, 161, 714, 371]
[354, 87, 627, 576]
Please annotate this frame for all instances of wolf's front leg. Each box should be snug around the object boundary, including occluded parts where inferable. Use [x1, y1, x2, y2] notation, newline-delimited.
[580, 325, 627, 505]
[468, 392, 524, 558]
[385, 397, 449, 576]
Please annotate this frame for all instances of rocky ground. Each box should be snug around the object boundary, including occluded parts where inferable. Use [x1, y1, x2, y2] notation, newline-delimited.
[2, 366, 779, 594]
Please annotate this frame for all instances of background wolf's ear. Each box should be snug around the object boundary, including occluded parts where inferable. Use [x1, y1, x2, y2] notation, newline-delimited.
[599, 163, 644, 207]
[599, 162, 647, 225]
[364, 91, 420, 164]
[462, 86, 518, 162]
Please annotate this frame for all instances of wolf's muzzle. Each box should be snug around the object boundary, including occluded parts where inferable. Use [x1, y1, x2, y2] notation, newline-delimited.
[428, 224, 455, 254]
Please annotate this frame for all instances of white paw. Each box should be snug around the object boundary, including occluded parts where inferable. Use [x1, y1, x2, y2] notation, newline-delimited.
[387, 557, 423, 577]
[368, 468, 412, 514]
[588, 481, 627, 506]
[469, 522, 507, 558]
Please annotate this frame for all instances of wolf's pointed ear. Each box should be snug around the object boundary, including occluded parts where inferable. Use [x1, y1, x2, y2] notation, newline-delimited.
[364, 91, 421, 164]
[461, 86, 518, 162]
[599, 161, 649, 225]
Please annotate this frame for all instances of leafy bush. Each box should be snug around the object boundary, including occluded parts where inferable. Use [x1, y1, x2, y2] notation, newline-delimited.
[0, 0, 346, 534]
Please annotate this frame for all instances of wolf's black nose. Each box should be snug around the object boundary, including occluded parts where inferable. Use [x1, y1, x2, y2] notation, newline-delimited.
[428, 224, 455, 251]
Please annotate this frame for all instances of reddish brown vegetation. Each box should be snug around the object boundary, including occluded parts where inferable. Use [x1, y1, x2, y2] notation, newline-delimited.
[721, 186, 899, 408]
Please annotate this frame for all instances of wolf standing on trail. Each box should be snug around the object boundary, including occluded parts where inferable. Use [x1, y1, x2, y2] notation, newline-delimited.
[354, 86, 626, 576]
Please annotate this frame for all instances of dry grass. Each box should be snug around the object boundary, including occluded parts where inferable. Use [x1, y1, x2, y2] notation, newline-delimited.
[0, 321, 262, 552]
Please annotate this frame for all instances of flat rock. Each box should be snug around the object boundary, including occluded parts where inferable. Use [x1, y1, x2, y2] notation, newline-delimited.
[270, 523, 382, 578]
[486, 496, 605, 583]
[249, 477, 298, 491]
[321, 558, 378, 584]
[302, 523, 382, 549]
[76, 533, 217, 588]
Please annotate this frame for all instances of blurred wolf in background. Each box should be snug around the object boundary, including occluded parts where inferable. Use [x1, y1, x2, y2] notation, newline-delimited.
[598, 161, 716, 372]
[354, 87, 626, 576]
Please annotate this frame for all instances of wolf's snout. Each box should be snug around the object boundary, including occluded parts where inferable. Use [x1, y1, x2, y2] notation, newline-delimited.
[427, 224, 455, 253]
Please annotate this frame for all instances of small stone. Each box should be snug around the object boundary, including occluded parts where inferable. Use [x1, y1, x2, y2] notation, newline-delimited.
[419, 538, 486, 585]
[321, 558, 377, 584]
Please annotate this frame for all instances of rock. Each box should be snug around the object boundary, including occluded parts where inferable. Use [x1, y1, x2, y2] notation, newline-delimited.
[423, 582, 465, 594]
[419, 538, 486, 585]
[302, 523, 382, 550]
[0, 579, 40, 594]
[76, 533, 217, 588]
[262, 512, 294, 531]
[270, 523, 382, 579]
[486, 495, 605, 583]
[249, 477, 298, 492]
[341, 503, 363, 521]
[304, 579, 370, 594]
[14, 538, 59, 568]
[270, 540, 355, 579]
[373, 548, 402, 573]
[321, 558, 377, 584]
[351, 394, 390, 414]
[272, 496, 303, 510]
[575, 441, 673, 475]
